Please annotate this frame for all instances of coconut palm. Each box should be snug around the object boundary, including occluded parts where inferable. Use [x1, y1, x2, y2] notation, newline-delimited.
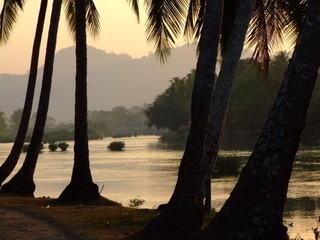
[141, 0, 223, 238]
[0, 0, 63, 196]
[0, 0, 25, 44]
[0, 0, 101, 192]
[0, 0, 48, 186]
[141, 0, 306, 238]
[201, 1, 320, 238]
[58, 0, 139, 201]
[58, 0, 100, 201]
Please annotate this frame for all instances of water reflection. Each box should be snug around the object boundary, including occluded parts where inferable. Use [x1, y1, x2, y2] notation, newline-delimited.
[0, 136, 319, 239]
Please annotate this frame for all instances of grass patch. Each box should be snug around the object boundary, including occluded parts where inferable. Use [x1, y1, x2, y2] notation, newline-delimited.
[0, 195, 159, 240]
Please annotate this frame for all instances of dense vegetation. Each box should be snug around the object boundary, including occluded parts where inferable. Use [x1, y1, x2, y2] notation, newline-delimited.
[145, 53, 320, 149]
[1, 53, 320, 149]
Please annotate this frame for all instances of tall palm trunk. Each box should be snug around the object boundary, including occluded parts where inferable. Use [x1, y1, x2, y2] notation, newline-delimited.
[58, 0, 100, 201]
[141, 0, 223, 238]
[201, 0, 320, 238]
[0, 0, 62, 196]
[201, 0, 256, 212]
[0, 0, 48, 186]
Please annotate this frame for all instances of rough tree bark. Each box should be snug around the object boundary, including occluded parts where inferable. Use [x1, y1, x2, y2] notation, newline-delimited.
[201, 0, 320, 238]
[200, 0, 256, 212]
[0, 0, 48, 186]
[58, 0, 100, 201]
[140, 0, 223, 239]
[0, 0, 62, 196]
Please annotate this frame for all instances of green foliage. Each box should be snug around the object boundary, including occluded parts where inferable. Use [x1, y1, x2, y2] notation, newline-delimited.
[48, 142, 58, 152]
[128, 196, 145, 208]
[43, 130, 73, 142]
[22, 142, 44, 153]
[9, 108, 22, 131]
[107, 141, 125, 151]
[145, 70, 194, 133]
[22, 143, 29, 152]
[88, 106, 149, 137]
[0, 111, 9, 141]
[213, 155, 244, 176]
[58, 142, 69, 151]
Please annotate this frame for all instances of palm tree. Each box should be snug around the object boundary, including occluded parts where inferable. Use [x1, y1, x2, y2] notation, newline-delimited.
[141, 0, 223, 238]
[201, 0, 320, 238]
[58, 0, 140, 201]
[0, 0, 25, 44]
[201, 0, 306, 211]
[0, 0, 48, 186]
[200, 0, 257, 212]
[58, 0, 100, 201]
[0, 0, 63, 196]
[140, 0, 306, 238]
[0, 0, 101, 193]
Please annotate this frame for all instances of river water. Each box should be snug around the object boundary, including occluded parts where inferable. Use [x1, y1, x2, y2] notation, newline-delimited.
[0, 135, 319, 239]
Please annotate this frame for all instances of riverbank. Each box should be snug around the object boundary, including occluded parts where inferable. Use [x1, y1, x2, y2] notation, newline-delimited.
[0, 195, 159, 240]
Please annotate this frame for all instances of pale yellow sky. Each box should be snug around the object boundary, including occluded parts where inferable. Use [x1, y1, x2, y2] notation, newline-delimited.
[0, 0, 293, 75]
[0, 0, 188, 74]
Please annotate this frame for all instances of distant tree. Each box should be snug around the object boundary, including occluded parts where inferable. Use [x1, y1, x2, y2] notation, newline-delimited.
[0, 111, 8, 139]
[9, 108, 22, 131]
[145, 70, 194, 135]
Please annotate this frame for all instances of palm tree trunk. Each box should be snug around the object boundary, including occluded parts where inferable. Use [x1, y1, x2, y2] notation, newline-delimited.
[0, 0, 48, 186]
[0, 0, 62, 196]
[201, 0, 256, 212]
[141, 0, 223, 238]
[201, 0, 320, 238]
[58, 0, 100, 201]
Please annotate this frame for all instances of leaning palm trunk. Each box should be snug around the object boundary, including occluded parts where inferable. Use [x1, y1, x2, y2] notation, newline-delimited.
[200, 0, 256, 212]
[0, 0, 48, 186]
[201, 0, 320, 238]
[0, 0, 62, 196]
[58, 0, 100, 201]
[141, 0, 223, 239]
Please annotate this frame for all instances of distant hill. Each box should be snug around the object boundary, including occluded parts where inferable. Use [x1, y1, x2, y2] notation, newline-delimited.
[0, 44, 198, 122]
[0, 44, 254, 123]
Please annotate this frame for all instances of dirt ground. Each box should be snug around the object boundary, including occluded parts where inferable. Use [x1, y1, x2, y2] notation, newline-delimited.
[0, 207, 74, 240]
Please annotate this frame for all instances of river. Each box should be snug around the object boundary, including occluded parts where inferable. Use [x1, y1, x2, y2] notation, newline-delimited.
[0, 135, 319, 239]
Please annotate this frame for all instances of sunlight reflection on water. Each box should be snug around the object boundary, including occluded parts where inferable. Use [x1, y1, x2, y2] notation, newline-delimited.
[0, 136, 319, 239]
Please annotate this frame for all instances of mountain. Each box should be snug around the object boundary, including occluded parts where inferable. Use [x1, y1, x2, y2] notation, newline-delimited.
[0, 44, 254, 123]
[0, 44, 198, 122]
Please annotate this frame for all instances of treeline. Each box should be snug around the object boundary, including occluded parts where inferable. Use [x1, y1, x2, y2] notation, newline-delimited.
[145, 52, 320, 149]
[0, 105, 160, 143]
[87, 106, 160, 137]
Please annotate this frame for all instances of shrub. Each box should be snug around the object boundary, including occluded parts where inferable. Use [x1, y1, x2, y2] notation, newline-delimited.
[48, 142, 58, 152]
[22, 142, 45, 153]
[22, 143, 29, 152]
[128, 196, 145, 208]
[107, 141, 125, 151]
[58, 142, 69, 151]
[213, 155, 243, 177]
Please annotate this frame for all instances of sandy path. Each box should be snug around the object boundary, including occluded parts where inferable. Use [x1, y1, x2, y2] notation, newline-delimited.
[0, 207, 74, 240]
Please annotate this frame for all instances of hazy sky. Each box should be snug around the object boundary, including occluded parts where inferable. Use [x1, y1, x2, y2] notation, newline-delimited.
[0, 0, 293, 75]
[0, 0, 188, 74]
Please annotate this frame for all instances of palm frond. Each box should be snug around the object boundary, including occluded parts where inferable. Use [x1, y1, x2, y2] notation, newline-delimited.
[64, 0, 100, 40]
[86, 0, 100, 39]
[278, 0, 306, 47]
[0, 0, 25, 44]
[145, 0, 189, 62]
[127, 0, 140, 22]
[183, 0, 202, 42]
[246, 0, 286, 75]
